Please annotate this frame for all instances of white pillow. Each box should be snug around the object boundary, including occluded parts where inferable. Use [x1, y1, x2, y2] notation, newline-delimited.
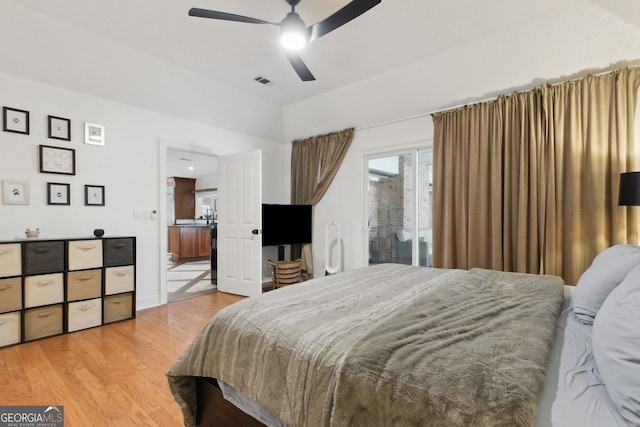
[572, 244, 640, 324]
[592, 264, 640, 425]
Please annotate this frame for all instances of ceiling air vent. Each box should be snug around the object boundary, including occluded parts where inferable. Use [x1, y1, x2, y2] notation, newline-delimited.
[254, 76, 272, 86]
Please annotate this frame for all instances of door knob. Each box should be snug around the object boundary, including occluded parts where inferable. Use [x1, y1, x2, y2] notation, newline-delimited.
[252, 229, 259, 235]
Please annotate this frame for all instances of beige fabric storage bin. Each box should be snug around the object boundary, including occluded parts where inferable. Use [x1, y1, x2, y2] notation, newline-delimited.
[68, 240, 103, 271]
[104, 266, 135, 295]
[0, 243, 21, 278]
[0, 277, 22, 313]
[24, 304, 63, 341]
[103, 293, 133, 323]
[67, 269, 102, 301]
[24, 273, 64, 308]
[67, 298, 102, 332]
[0, 311, 21, 347]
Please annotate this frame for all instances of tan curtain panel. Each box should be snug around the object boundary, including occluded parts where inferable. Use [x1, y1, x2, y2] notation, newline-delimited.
[291, 128, 355, 205]
[541, 69, 640, 284]
[432, 91, 546, 273]
[433, 68, 640, 285]
[290, 128, 355, 276]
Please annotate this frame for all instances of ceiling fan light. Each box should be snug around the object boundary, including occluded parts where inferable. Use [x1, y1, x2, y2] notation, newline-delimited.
[280, 32, 306, 50]
[280, 12, 308, 50]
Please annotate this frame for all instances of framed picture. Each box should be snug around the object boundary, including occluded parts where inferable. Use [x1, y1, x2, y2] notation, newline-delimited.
[2, 180, 30, 205]
[39, 145, 76, 175]
[85, 185, 105, 206]
[48, 115, 71, 141]
[84, 122, 105, 146]
[3, 107, 30, 135]
[47, 182, 70, 205]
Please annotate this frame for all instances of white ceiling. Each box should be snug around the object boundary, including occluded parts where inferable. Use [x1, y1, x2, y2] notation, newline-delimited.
[2, 0, 640, 146]
[167, 149, 218, 180]
[8, 0, 639, 108]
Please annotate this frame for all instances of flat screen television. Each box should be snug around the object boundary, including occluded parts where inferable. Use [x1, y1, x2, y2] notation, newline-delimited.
[262, 204, 312, 247]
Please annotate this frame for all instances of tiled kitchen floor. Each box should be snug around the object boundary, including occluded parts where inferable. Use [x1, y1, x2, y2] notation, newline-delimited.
[167, 259, 216, 302]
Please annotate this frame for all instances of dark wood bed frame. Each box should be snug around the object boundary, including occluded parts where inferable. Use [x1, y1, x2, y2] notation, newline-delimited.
[195, 377, 265, 427]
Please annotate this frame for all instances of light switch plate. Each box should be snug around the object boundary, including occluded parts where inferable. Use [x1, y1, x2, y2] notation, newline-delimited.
[133, 209, 149, 220]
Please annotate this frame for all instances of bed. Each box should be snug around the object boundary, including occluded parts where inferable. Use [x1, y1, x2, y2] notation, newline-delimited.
[168, 255, 640, 427]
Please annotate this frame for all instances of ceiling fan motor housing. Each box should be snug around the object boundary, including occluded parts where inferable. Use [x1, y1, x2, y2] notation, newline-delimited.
[281, 11, 306, 28]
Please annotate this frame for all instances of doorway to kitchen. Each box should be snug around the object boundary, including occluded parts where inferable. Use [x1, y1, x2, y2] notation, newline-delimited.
[162, 145, 219, 304]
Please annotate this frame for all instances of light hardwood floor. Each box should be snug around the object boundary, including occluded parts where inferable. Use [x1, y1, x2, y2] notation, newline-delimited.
[0, 291, 244, 426]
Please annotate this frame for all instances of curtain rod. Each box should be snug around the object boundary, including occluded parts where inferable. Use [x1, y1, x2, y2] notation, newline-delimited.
[356, 82, 567, 132]
[357, 98, 497, 131]
[355, 96, 497, 131]
[356, 66, 638, 132]
[356, 89, 519, 131]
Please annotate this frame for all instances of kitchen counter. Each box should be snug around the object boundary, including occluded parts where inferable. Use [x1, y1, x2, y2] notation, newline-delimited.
[168, 225, 212, 261]
[174, 219, 215, 225]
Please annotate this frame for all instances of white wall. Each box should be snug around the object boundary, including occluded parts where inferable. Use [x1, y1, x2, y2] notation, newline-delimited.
[0, 1, 284, 143]
[196, 175, 218, 191]
[0, 72, 284, 309]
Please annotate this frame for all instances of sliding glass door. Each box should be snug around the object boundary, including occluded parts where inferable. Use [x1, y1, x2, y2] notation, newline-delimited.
[367, 149, 432, 266]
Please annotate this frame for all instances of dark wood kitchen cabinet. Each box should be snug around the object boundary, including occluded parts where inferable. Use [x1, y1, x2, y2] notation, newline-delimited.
[197, 227, 211, 257]
[168, 226, 211, 261]
[173, 177, 196, 220]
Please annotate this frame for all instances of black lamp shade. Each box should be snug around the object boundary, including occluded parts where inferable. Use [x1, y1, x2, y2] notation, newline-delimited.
[618, 172, 640, 206]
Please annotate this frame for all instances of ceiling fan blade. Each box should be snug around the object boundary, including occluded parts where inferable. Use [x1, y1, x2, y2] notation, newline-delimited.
[285, 51, 316, 81]
[308, 0, 381, 42]
[188, 8, 276, 25]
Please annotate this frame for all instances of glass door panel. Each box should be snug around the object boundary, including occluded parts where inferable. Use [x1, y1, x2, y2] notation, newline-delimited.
[367, 150, 433, 266]
[417, 150, 433, 266]
[368, 154, 413, 265]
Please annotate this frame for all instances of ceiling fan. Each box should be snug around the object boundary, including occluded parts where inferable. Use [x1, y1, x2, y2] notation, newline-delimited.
[188, 0, 381, 81]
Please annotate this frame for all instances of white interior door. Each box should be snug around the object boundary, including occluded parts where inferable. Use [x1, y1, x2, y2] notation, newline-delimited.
[217, 150, 262, 296]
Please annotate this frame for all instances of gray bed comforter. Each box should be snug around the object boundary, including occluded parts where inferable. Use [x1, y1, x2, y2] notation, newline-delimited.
[167, 264, 564, 427]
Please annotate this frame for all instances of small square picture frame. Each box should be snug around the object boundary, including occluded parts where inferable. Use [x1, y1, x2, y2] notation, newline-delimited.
[84, 122, 105, 146]
[3, 107, 30, 135]
[85, 185, 105, 206]
[48, 115, 71, 141]
[2, 180, 30, 205]
[47, 182, 70, 205]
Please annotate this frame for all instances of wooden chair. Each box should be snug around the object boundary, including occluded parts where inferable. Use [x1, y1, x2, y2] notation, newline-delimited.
[271, 259, 302, 289]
